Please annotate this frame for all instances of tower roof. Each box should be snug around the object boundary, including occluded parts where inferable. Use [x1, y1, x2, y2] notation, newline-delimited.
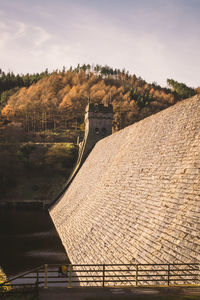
[85, 103, 113, 113]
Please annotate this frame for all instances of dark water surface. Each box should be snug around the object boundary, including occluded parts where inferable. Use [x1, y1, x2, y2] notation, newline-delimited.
[0, 208, 69, 277]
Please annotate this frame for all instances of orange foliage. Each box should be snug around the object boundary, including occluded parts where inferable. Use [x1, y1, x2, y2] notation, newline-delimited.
[1, 68, 179, 131]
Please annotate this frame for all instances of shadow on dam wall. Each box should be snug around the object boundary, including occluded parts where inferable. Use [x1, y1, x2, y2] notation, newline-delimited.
[0, 208, 69, 277]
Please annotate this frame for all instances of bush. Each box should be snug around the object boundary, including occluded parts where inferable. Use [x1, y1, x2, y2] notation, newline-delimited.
[0, 267, 10, 291]
[45, 143, 78, 173]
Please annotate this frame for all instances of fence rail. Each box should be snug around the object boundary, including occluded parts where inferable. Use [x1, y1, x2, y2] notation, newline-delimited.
[1, 263, 200, 290]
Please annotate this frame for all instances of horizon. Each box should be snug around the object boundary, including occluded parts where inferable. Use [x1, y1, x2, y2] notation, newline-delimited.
[0, 0, 200, 88]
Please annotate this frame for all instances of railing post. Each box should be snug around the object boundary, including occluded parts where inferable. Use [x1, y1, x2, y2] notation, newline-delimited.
[68, 264, 72, 288]
[136, 264, 138, 286]
[44, 264, 48, 289]
[167, 264, 170, 286]
[102, 264, 105, 287]
[36, 270, 39, 287]
[66, 265, 68, 287]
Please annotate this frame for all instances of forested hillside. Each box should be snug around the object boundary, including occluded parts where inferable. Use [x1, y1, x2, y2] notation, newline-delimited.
[1, 64, 198, 133]
[0, 69, 49, 110]
[0, 65, 198, 202]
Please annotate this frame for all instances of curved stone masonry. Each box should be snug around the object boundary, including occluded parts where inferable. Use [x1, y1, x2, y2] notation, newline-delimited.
[50, 95, 200, 276]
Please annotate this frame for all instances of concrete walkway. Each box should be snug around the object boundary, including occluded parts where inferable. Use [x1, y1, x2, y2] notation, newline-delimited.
[39, 286, 200, 300]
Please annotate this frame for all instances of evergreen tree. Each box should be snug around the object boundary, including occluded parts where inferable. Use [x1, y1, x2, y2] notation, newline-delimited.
[167, 79, 196, 99]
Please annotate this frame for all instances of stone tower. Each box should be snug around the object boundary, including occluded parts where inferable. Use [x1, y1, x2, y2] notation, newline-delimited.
[82, 103, 113, 160]
[49, 103, 113, 209]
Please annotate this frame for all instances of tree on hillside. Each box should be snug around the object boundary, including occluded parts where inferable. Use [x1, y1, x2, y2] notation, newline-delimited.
[167, 79, 196, 99]
[195, 87, 200, 94]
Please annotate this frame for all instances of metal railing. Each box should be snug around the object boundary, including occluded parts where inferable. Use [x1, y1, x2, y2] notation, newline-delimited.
[1, 263, 199, 289]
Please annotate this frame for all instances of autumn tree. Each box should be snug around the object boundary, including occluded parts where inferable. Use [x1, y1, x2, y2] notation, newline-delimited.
[1, 64, 196, 134]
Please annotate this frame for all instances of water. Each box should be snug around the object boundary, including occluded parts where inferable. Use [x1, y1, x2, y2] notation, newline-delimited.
[0, 208, 69, 277]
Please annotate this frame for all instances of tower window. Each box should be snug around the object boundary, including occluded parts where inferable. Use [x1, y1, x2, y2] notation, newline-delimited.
[95, 128, 100, 134]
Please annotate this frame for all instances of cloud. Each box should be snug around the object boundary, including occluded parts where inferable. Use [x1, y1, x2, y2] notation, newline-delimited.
[0, 20, 51, 50]
[0, 16, 78, 74]
[31, 26, 51, 47]
[0, 0, 199, 87]
[14, 22, 26, 38]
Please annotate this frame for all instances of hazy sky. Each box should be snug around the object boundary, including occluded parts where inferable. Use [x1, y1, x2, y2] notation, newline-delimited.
[0, 0, 199, 87]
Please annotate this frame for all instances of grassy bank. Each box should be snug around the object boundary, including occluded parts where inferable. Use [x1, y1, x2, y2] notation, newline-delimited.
[0, 142, 78, 202]
[0, 288, 38, 300]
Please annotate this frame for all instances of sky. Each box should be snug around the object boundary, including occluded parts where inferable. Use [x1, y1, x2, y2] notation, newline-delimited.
[0, 0, 199, 87]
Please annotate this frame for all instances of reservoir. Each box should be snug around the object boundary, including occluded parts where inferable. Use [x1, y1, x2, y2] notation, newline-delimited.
[0, 208, 69, 277]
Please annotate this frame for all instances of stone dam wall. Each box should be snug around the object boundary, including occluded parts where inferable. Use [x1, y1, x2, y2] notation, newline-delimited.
[50, 95, 200, 272]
